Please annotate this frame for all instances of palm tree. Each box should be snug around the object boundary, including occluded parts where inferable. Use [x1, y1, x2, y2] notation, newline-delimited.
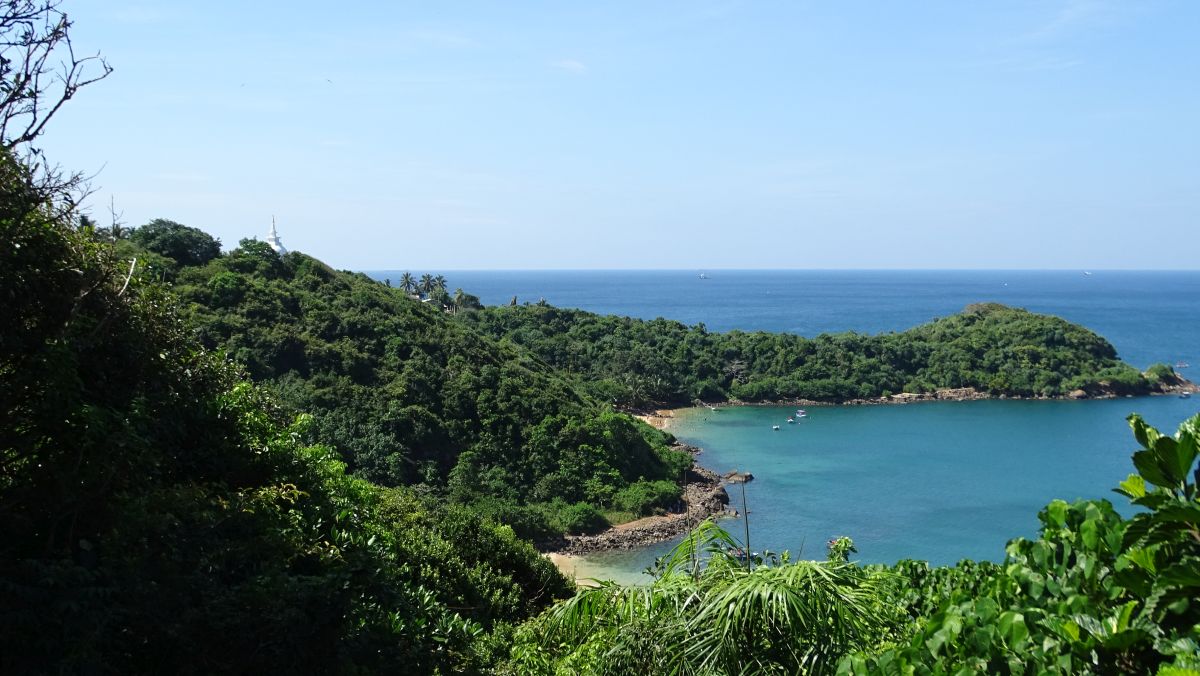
[399, 271, 416, 295]
[433, 274, 447, 292]
[509, 521, 891, 674]
[452, 288, 466, 315]
[419, 273, 435, 296]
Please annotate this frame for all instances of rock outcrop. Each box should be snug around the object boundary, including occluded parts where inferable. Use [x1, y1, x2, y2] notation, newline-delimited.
[544, 462, 731, 555]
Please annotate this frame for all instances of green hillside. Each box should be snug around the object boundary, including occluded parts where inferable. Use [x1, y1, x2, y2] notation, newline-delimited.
[0, 156, 570, 673]
[461, 301, 1175, 406]
[155, 235, 689, 539]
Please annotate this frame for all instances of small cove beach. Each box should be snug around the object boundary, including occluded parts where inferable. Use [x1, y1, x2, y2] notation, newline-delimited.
[460, 270, 1200, 584]
[551, 393, 1200, 583]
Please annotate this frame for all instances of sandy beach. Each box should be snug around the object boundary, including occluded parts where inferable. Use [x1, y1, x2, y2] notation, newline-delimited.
[633, 408, 679, 430]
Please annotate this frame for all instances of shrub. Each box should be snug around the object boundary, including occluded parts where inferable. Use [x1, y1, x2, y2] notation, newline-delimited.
[553, 501, 608, 535]
[613, 480, 682, 516]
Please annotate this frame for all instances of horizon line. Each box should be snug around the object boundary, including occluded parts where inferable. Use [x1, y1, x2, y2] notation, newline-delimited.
[357, 267, 1199, 273]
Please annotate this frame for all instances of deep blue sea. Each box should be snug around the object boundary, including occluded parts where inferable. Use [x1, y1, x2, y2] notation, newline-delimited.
[366, 270, 1200, 581]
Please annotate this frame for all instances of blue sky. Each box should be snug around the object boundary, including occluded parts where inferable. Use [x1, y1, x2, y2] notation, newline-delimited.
[42, 1, 1199, 269]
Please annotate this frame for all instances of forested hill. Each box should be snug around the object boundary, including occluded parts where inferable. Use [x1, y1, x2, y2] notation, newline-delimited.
[150, 232, 689, 540]
[459, 302, 1180, 407]
[2, 162, 573, 673]
[123, 222, 1177, 541]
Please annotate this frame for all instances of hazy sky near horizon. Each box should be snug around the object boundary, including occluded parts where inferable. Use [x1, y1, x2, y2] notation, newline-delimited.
[41, 1, 1199, 270]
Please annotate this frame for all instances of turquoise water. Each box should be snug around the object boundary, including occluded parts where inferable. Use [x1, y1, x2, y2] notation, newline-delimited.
[574, 396, 1197, 583]
[360, 269, 1200, 581]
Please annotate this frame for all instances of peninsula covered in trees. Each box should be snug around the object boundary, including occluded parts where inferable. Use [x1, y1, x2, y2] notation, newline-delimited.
[463, 295, 1179, 407]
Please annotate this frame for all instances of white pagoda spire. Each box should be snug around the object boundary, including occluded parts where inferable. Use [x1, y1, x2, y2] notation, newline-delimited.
[266, 216, 287, 254]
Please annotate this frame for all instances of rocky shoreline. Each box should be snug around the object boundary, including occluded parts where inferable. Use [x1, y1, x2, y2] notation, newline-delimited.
[544, 378, 1198, 558]
[539, 447, 733, 556]
[690, 379, 1199, 410]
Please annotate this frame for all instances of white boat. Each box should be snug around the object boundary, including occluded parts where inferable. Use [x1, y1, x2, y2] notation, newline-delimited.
[772, 425, 781, 430]
[786, 418, 794, 424]
[1182, 392, 1192, 399]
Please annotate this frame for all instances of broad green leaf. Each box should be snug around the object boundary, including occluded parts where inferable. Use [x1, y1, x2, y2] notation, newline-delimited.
[974, 597, 999, 622]
[1056, 619, 1081, 642]
[1114, 473, 1146, 499]
[1159, 558, 1200, 588]
[1045, 500, 1069, 528]
[1121, 547, 1158, 574]
[1134, 450, 1176, 489]
[1170, 430, 1199, 486]
[1129, 413, 1161, 449]
[997, 611, 1029, 645]
[1154, 503, 1200, 527]
[925, 631, 946, 658]
[1029, 575, 1045, 599]
[1079, 552, 1096, 580]
[1151, 435, 1185, 485]
[1080, 517, 1099, 551]
[1112, 600, 1138, 632]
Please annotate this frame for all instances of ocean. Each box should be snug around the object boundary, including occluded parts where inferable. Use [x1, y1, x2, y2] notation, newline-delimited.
[365, 269, 1200, 581]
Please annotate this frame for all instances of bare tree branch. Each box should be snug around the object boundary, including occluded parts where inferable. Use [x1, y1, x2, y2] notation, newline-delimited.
[0, 0, 111, 203]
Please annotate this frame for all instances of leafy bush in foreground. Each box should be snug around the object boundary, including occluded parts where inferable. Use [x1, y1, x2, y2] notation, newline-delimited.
[510, 413, 1200, 675]
[508, 521, 892, 675]
[841, 413, 1200, 675]
[0, 166, 570, 673]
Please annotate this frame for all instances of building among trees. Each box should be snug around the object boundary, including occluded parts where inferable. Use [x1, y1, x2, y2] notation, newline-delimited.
[266, 217, 287, 254]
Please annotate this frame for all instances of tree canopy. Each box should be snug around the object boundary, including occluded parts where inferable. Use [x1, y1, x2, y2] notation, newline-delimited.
[461, 301, 1167, 407]
[0, 151, 570, 673]
[128, 217, 222, 268]
[151, 238, 690, 540]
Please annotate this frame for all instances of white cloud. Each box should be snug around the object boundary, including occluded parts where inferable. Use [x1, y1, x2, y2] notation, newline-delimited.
[552, 59, 588, 74]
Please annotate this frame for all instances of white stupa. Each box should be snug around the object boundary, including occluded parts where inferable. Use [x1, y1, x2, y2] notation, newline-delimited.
[266, 216, 287, 254]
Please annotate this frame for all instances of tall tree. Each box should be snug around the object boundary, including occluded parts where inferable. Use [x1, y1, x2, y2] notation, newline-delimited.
[129, 218, 221, 268]
[419, 273, 435, 295]
[399, 271, 416, 294]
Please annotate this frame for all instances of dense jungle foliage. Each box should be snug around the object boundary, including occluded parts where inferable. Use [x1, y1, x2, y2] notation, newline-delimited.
[0, 153, 572, 673]
[461, 302, 1174, 407]
[116, 219, 1179, 542]
[123, 229, 690, 540]
[6, 5, 1196, 672]
[508, 414, 1200, 675]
